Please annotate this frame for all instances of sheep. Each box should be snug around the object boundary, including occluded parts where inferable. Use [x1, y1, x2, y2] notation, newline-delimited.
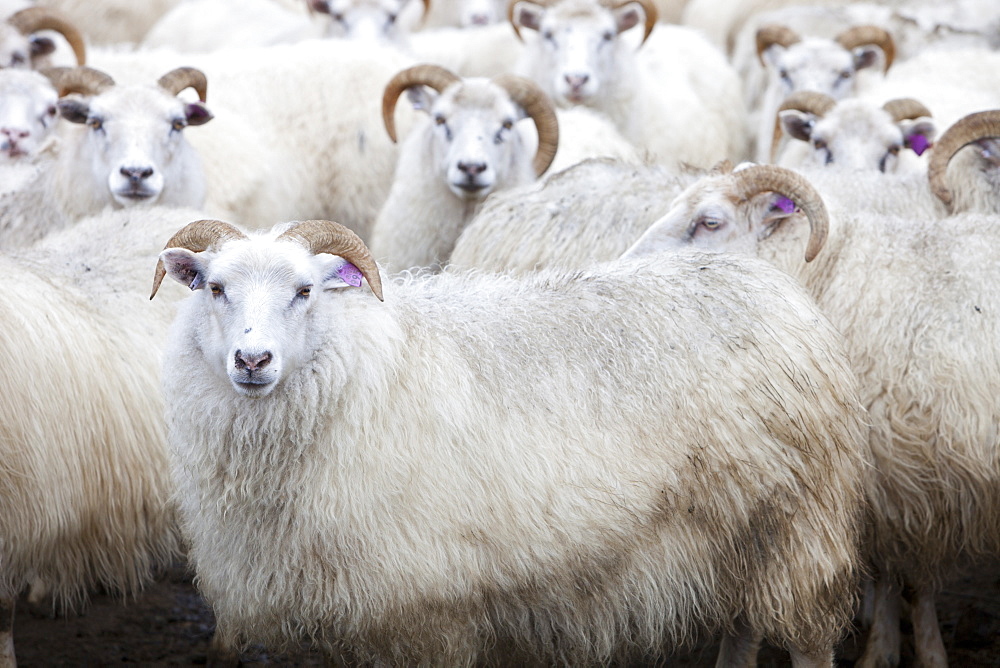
[152, 216, 869, 666]
[0, 203, 209, 668]
[748, 23, 894, 162]
[0, 65, 214, 247]
[0, 67, 57, 161]
[34, 0, 183, 45]
[928, 109, 1000, 215]
[370, 63, 558, 269]
[508, 0, 749, 168]
[0, 6, 85, 69]
[773, 91, 934, 172]
[625, 162, 1000, 668]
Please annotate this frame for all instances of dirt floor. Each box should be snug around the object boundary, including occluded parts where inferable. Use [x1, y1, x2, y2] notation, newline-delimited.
[11, 559, 1000, 667]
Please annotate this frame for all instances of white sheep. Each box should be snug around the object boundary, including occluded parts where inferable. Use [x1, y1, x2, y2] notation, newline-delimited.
[153, 216, 869, 666]
[509, 0, 749, 168]
[0, 67, 57, 161]
[0, 65, 214, 247]
[0, 5, 85, 69]
[927, 109, 1000, 215]
[0, 203, 206, 668]
[34, 0, 182, 45]
[626, 162, 1000, 668]
[370, 63, 558, 269]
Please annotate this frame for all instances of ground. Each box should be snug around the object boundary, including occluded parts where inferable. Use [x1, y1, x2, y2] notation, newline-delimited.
[11, 559, 1000, 666]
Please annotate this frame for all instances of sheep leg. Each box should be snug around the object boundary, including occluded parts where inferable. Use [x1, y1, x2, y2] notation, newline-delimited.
[789, 645, 833, 668]
[910, 586, 946, 668]
[0, 596, 15, 668]
[857, 576, 901, 668]
[715, 620, 761, 668]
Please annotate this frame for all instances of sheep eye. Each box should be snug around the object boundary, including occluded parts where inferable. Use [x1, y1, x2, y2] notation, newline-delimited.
[46, 105, 57, 117]
[332, 11, 345, 22]
[171, 118, 186, 132]
[888, 144, 900, 155]
[502, 119, 513, 130]
[602, 31, 613, 41]
[700, 218, 721, 230]
[87, 117, 103, 131]
[813, 138, 827, 150]
[11, 53, 25, 65]
[839, 70, 852, 80]
[386, 12, 397, 23]
[543, 30, 554, 41]
[297, 286, 312, 298]
[778, 68, 790, 80]
[434, 115, 446, 126]
[210, 283, 224, 296]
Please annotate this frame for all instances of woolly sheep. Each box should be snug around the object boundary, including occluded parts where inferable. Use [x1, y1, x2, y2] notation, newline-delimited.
[0, 67, 57, 161]
[0, 6, 84, 70]
[626, 162, 1000, 668]
[370, 64, 558, 269]
[153, 216, 869, 666]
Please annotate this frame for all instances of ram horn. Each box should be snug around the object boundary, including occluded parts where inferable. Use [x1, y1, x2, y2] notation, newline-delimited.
[881, 98, 931, 123]
[158, 67, 209, 102]
[755, 24, 801, 65]
[835, 24, 895, 72]
[42, 66, 115, 97]
[277, 220, 384, 301]
[8, 7, 87, 66]
[732, 164, 829, 262]
[927, 109, 1000, 209]
[382, 64, 462, 143]
[492, 74, 559, 176]
[150, 220, 248, 300]
[603, 0, 658, 46]
[771, 90, 835, 162]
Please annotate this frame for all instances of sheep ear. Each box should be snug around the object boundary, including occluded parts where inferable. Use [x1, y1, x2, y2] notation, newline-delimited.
[511, 2, 544, 32]
[317, 255, 364, 290]
[58, 98, 90, 124]
[406, 86, 438, 113]
[29, 36, 57, 58]
[185, 102, 214, 126]
[900, 118, 935, 156]
[160, 248, 209, 291]
[975, 138, 1000, 168]
[613, 4, 641, 34]
[779, 110, 814, 142]
[753, 192, 800, 242]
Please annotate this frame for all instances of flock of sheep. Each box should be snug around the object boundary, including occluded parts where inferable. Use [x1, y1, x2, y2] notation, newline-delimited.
[1, 0, 1000, 665]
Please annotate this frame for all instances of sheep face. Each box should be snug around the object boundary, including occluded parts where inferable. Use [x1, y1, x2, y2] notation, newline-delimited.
[57, 84, 212, 209]
[780, 99, 934, 172]
[0, 23, 54, 70]
[160, 234, 359, 398]
[311, 0, 418, 43]
[762, 38, 881, 102]
[459, 0, 505, 26]
[0, 69, 58, 160]
[408, 79, 532, 200]
[512, 0, 644, 106]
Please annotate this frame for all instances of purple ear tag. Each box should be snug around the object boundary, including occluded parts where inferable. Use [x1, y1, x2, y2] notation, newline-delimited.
[337, 262, 363, 287]
[908, 134, 930, 156]
[775, 196, 796, 213]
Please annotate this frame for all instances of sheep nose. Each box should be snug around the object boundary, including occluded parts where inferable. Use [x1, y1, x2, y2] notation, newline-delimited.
[120, 166, 154, 182]
[234, 349, 273, 372]
[458, 161, 487, 176]
[564, 74, 589, 89]
[468, 12, 490, 24]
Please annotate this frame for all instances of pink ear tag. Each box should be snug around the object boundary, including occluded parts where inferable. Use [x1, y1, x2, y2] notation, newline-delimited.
[908, 134, 930, 156]
[775, 196, 796, 213]
[337, 263, 363, 287]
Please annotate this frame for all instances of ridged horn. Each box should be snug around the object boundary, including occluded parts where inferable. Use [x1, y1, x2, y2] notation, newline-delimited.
[835, 24, 895, 72]
[382, 64, 461, 143]
[42, 65, 115, 97]
[755, 24, 801, 65]
[771, 90, 835, 162]
[731, 165, 829, 262]
[927, 109, 1000, 209]
[150, 220, 248, 300]
[158, 67, 209, 102]
[881, 98, 931, 123]
[492, 74, 559, 176]
[276, 220, 384, 301]
[603, 0, 657, 46]
[8, 7, 87, 66]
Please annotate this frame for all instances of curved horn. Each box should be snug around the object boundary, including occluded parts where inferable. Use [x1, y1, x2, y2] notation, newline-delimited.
[42, 65, 115, 97]
[731, 165, 829, 262]
[8, 7, 87, 66]
[158, 67, 209, 102]
[771, 90, 835, 162]
[835, 24, 895, 72]
[927, 109, 1000, 209]
[492, 74, 559, 176]
[277, 220, 384, 301]
[381, 64, 461, 143]
[755, 24, 801, 65]
[150, 220, 248, 300]
[603, 0, 657, 46]
[881, 98, 931, 123]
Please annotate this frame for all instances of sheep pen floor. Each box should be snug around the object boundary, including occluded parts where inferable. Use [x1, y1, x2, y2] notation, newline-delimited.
[12, 559, 1000, 667]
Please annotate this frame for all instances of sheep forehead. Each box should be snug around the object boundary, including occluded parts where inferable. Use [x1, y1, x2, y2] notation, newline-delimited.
[439, 80, 517, 118]
[0, 68, 55, 99]
[87, 85, 186, 124]
[209, 237, 316, 291]
[543, 0, 613, 27]
[779, 40, 854, 76]
[816, 101, 899, 144]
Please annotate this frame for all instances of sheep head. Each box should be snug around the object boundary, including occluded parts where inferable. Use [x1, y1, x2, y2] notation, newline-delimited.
[776, 93, 934, 172]
[309, 0, 428, 43]
[927, 109, 1000, 212]
[625, 163, 828, 263]
[382, 64, 558, 200]
[0, 68, 58, 160]
[50, 66, 214, 211]
[0, 7, 86, 70]
[508, 0, 655, 107]
[155, 219, 382, 397]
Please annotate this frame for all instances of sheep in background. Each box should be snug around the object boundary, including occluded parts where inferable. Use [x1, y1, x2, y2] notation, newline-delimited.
[154, 216, 869, 666]
[35, 0, 182, 45]
[509, 0, 749, 167]
[0, 6, 85, 69]
[370, 64, 558, 269]
[927, 109, 1000, 215]
[626, 162, 1000, 668]
[0, 65, 213, 247]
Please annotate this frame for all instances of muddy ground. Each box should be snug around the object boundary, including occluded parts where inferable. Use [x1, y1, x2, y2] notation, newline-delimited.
[12, 559, 1000, 667]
